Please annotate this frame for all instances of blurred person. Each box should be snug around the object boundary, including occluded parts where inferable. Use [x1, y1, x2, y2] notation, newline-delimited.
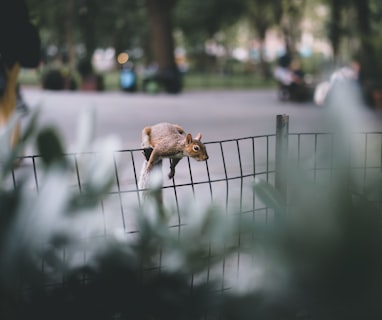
[274, 53, 311, 102]
[120, 62, 137, 92]
[274, 52, 293, 89]
[0, 0, 41, 147]
[314, 58, 361, 106]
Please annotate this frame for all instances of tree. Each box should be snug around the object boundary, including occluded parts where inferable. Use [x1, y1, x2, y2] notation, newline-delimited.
[28, 0, 148, 64]
[77, 0, 97, 60]
[352, 0, 382, 107]
[322, 0, 382, 106]
[278, 0, 308, 55]
[28, 0, 77, 64]
[326, 0, 344, 59]
[246, 0, 282, 78]
[175, 0, 246, 72]
[175, 0, 245, 43]
[145, 0, 182, 93]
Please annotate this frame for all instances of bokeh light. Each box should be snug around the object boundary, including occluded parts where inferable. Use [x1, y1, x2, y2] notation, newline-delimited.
[117, 52, 129, 65]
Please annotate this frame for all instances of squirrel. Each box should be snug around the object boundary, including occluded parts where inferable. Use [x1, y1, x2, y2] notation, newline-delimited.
[138, 122, 208, 189]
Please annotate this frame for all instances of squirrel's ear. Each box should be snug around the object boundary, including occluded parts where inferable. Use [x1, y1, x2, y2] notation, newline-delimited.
[195, 133, 202, 141]
[185, 133, 193, 144]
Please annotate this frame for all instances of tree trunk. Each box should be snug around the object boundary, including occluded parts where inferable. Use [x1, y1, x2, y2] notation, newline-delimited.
[353, 0, 371, 35]
[280, 0, 307, 56]
[145, 0, 182, 93]
[329, 0, 342, 59]
[257, 27, 271, 79]
[65, 0, 75, 69]
[252, 14, 272, 79]
[353, 0, 372, 55]
[352, 0, 380, 108]
[79, 0, 97, 59]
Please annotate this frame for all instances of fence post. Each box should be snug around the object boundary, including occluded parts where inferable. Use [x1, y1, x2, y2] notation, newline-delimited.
[275, 114, 289, 203]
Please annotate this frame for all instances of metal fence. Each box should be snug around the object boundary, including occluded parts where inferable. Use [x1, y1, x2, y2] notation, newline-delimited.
[11, 131, 277, 234]
[8, 114, 382, 295]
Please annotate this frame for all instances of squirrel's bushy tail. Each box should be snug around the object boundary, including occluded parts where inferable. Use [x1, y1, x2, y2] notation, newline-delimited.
[138, 160, 149, 190]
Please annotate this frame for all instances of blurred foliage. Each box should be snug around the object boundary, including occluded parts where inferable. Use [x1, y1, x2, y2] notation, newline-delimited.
[24, 0, 382, 89]
[1, 101, 382, 319]
[27, 0, 149, 64]
[321, 0, 382, 87]
[175, 0, 246, 47]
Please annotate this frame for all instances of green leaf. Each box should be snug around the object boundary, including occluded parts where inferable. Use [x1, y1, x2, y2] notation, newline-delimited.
[36, 127, 66, 167]
[253, 178, 286, 218]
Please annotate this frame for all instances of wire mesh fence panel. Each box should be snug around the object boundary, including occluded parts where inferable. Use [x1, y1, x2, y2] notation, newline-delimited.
[289, 131, 382, 208]
[8, 126, 382, 299]
[288, 133, 335, 184]
[349, 132, 382, 207]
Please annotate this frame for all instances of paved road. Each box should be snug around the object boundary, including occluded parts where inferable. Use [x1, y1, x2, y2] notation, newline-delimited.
[23, 88, 382, 153]
[17, 88, 364, 149]
[22, 88, 382, 154]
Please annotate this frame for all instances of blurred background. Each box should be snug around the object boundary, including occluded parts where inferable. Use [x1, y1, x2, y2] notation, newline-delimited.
[21, 0, 382, 99]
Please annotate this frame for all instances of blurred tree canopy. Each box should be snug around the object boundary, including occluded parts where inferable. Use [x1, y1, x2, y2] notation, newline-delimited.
[174, 0, 246, 47]
[28, 0, 148, 64]
[26, 0, 382, 86]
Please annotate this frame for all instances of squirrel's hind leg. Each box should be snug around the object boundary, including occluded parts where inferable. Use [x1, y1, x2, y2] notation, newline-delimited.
[146, 148, 161, 172]
[139, 145, 157, 190]
[169, 158, 181, 179]
[141, 127, 151, 148]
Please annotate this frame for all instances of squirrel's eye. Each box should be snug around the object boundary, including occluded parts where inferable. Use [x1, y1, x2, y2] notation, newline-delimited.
[193, 145, 200, 152]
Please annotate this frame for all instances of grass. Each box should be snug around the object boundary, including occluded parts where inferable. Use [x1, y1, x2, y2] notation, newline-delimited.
[19, 68, 276, 92]
[19, 68, 41, 86]
[182, 72, 274, 90]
